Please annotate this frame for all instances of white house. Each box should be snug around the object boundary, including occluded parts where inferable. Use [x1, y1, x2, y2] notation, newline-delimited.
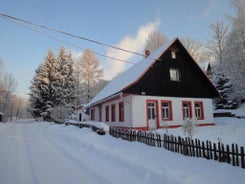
[75, 104, 89, 122]
[86, 38, 219, 130]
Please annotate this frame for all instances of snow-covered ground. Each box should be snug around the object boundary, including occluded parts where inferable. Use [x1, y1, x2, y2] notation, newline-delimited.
[0, 105, 244, 184]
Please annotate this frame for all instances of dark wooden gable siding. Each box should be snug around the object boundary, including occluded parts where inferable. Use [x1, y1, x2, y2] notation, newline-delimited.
[123, 40, 219, 98]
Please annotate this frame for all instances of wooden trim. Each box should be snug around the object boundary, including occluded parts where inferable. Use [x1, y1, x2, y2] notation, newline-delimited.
[90, 108, 95, 121]
[196, 123, 215, 127]
[160, 100, 173, 121]
[182, 101, 192, 120]
[111, 104, 116, 122]
[111, 123, 215, 130]
[146, 99, 159, 130]
[105, 105, 110, 122]
[194, 101, 204, 120]
[118, 102, 124, 122]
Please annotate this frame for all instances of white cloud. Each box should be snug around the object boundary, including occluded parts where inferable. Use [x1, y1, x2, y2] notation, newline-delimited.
[103, 18, 161, 80]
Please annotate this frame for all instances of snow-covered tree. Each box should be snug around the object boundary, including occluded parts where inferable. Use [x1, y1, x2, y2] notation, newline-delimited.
[221, 0, 245, 103]
[29, 47, 76, 121]
[144, 30, 168, 53]
[29, 49, 61, 120]
[212, 69, 238, 109]
[56, 47, 76, 113]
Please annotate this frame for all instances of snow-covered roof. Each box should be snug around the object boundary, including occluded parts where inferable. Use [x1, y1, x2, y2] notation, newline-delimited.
[87, 38, 178, 107]
[198, 61, 210, 72]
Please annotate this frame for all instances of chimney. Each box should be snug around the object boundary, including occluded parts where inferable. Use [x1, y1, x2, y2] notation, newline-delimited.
[145, 50, 150, 58]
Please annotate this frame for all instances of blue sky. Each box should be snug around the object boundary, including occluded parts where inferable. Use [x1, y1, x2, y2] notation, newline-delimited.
[0, 0, 232, 98]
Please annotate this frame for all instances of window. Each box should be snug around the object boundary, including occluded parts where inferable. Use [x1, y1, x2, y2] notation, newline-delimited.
[194, 101, 204, 120]
[105, 105, 109, 122]
[147, 102, 156, 119]
[119, 102, 124, 122]
[171, 51, 176, 59]
[170, 68, 180, 81]
[111, 104, 116, 122]
[182, 101, 192, 120]
[161, 100, 172, 121]
[90, 108, 95, 121]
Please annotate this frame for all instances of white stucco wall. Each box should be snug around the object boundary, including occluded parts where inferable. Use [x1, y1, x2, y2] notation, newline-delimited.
[76, 109, 89, 122]
[98, 95, 133, 128]
[91, 95, 214, 130]
[130, 95, 214, 129]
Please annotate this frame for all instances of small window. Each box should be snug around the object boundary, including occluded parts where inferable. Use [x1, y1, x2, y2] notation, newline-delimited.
[171, 51, 176, 59]
[105, 105, 109, 122]
[119, 102, 124, 122]
[195, 101, 204, 120]
[161, 101, 172, 121]
[111, 104, 116, 122]
[182, 101, 192, 120]
[170, 68, 180, 81]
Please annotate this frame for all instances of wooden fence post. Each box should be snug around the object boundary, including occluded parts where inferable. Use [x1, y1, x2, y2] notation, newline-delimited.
[202, 141, 205, 158]
[241, 147, 245, 169]
[213, 143, 218, 160]
[226, 145, 231, 164]
[235, 144, 239, 166]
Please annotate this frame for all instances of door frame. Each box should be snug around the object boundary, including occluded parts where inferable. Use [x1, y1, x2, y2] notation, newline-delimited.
[146, 99, 159, 130]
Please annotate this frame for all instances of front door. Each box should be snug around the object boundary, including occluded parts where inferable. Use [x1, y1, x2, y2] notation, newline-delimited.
[147, 101, 158, 130]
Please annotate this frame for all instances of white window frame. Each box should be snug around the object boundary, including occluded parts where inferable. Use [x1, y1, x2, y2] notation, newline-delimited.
[170, 68, 180, 81]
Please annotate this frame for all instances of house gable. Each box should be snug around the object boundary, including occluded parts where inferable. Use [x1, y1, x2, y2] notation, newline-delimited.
[87, 38, 219, 108]
[123, 39, 219, 98]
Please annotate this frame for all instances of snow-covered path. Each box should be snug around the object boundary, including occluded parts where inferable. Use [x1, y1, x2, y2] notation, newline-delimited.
[0, 119, 245, 184]
[0, 120, 107, 184]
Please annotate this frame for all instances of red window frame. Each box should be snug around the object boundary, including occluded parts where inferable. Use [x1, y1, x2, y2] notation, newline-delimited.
[161, 100, 173, 121]
[194, 101, 204, 120]
[90, 108, 95, 121]
[119, 102, 124, 122]
[105, 105, 109, 122]
[182, 101, 192, 120]
[111, 104, 116, 122]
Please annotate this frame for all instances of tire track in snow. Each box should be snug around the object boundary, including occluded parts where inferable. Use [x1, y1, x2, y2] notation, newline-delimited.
[28, 125, 110, 184]
[43, 127, 168, 184]
[22, 131, 41, 184]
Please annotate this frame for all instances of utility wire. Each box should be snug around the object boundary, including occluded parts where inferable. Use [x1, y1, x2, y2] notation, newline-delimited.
[0, 12, 160, 61]
[0, 14, 143, 65]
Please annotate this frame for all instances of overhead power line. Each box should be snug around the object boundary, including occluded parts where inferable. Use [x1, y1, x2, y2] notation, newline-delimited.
[0, 13, 144, 65]
[0, 12, 155, 59]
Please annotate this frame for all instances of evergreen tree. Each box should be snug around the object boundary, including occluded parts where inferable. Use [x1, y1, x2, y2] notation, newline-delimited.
[213, 71, 239, 109]
[221, 0, 245, 103]
[49, 47, 76, 120]
[29, 49, 59, 120]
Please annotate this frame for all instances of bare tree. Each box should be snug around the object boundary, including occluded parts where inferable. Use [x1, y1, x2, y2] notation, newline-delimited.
[181, 37, 209, 63]
[76, 49, 104, 103]
[144, 30, 168, 52]
[207, 20, 229, 64]
[0, 73, 17, 121]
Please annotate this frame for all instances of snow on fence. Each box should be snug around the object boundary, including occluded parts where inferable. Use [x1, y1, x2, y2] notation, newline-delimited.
[65, 122, 106, 135]
[109, 127, 245, 169]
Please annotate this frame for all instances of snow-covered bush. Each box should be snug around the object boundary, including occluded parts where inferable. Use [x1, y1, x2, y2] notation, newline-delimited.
[182, 118, 196, 139]
[50, 105, 72, 122]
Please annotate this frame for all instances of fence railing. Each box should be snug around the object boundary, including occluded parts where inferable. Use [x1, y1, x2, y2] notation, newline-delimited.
[109, 127, 245, 169]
